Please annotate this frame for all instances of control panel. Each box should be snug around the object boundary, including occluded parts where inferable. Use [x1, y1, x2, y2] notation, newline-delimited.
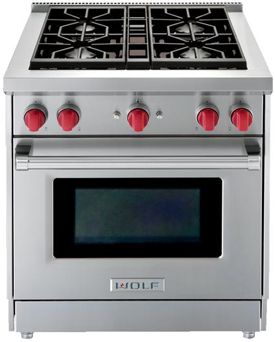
[14, 94, 263, 136]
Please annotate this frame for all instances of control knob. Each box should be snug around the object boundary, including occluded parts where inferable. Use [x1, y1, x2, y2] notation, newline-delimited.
[197, 107, 219, 131]
[127, 107, 149, 132]
[24, 107, 46, 132]
[231, 108, 253, 131]
[57, 107, 80, 131]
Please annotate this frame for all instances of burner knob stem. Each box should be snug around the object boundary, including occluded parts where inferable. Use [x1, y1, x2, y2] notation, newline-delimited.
[128, 108, 149, 132]
[197, 108, 219, 131]
[24, 108, 46, 132]
[231, 108, 253, 131]
[57, 107, 80, 131]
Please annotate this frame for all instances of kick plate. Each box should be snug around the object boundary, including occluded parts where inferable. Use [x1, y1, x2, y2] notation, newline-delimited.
[15, 300, 261, 332]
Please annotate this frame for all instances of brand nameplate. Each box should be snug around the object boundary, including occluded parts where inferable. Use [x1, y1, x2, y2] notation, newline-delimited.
[110, 278, 165, 292]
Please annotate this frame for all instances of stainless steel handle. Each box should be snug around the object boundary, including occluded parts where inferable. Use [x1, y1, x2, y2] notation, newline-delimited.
[15, 151, 261, 171]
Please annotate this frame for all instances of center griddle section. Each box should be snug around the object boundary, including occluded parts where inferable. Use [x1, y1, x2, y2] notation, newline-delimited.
[30, 5, 246, 70]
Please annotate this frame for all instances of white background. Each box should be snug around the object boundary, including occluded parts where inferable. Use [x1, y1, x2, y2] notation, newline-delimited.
[0, 0, 274, 341]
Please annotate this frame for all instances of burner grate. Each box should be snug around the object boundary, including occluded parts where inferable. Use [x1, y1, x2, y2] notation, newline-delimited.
[149, 7, 246, 69]
[31, 7, 126, 69]
[30, 5, 247, 70]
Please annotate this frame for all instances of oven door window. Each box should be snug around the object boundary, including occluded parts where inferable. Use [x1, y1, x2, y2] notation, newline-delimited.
[54, 178, 222, 258]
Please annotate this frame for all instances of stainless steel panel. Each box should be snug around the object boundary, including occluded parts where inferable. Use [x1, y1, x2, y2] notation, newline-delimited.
[15, 300, 261, 332]
[261, 95, 271, 329]
[13, 138, 263, 300]
[5, 95, 14, 330]
[13, 94, 263, 135]
[14, 137, 259, 156]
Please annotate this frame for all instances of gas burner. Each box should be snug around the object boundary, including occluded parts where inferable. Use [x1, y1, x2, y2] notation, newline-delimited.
[30, 5, 246, 70]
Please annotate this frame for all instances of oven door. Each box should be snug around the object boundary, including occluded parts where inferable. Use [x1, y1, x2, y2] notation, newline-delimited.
[13, 138, 262, 300]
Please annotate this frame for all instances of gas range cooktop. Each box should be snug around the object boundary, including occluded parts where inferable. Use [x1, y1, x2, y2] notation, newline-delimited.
[30, 5, 247, 70]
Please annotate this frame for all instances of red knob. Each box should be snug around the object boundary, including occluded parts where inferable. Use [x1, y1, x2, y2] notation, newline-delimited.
[128, 108, 149, 132]
[231, 108, 253, 131]
[197, 108, 219, 131]
[24, 108, 46, 132]
[57, 108, 79, 131]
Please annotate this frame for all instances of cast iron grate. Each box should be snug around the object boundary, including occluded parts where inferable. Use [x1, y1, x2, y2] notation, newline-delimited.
[149, 7, 246, 69]
[30, 7, 127, 69]
[29, 5, 247, 70]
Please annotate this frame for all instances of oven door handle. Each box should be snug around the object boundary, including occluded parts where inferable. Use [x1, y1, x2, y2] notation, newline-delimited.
[15, 144, 261, 171]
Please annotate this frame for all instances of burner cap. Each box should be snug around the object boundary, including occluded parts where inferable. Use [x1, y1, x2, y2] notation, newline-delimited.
[176, 23, 204, 34]
[75, 24, 95, 32]
[65, 48, 96, 59]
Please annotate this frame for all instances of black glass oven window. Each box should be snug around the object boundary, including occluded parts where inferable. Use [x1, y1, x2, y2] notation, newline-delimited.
[54, 178, 222, 258]
[74, 188, 200, 245]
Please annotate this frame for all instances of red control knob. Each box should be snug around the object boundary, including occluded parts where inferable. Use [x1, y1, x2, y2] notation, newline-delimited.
[24, 108, 46, 132]
[128, 108, 149, 132]
[231, 108, 253, 131]
[197, 108, 219, 131]
[57, 108, 79, 131]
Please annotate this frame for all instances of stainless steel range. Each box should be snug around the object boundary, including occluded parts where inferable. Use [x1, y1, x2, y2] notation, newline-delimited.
[3, 2, 273, 339]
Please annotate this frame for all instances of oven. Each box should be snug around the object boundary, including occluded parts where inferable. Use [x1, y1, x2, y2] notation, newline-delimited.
[13, 137, 262, 300]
